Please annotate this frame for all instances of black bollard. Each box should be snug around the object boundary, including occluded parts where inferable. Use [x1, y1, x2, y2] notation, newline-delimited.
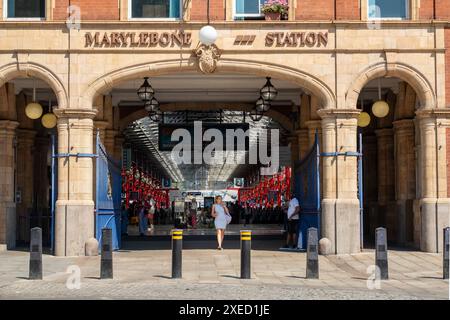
[375, 227, 389, 280]
[240, 230, 251, 279]
[172, 229, 183, 279]
[100, 228, 113, 279]
[29, 227, 43, 280]
[306, 227, 319, 279]
[444, 227, 449, 280]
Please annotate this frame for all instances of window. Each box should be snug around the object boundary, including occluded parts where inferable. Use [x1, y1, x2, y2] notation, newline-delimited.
[5, 0, 45, 19]
[234, 0, 264, 20]
[368, 0, 409, 19]
[130, 0, 181, 19]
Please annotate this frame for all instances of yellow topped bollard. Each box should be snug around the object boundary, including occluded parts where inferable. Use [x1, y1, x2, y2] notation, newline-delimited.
[172, 229, 183, 278]
[240, 230, 252, 279]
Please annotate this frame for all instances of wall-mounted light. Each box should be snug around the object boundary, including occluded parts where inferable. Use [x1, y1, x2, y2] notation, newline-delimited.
[199, 25, 218, 46]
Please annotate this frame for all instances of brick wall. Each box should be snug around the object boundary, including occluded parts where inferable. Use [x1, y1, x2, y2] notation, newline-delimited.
[435, 0, 450, 19]
[446, 28, 450, 107]
[335, 0, 359, 20]
[296, 0, 334, 20]
[447, 128, 450, 197]
[419, 0, 434, 20]
[53, 0, 119, 20]
[190, 0, 225, 21]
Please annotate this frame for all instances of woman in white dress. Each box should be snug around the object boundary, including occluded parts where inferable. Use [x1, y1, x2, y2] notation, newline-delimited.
[211, 195, 229, 250]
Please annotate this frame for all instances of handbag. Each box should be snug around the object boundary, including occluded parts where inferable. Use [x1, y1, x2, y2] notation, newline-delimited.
[225, 212, 232, 224]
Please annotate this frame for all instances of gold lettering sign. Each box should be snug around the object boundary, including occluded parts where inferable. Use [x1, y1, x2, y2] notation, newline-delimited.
[85, 31, 192, 48]
[265, 32, 328, 47]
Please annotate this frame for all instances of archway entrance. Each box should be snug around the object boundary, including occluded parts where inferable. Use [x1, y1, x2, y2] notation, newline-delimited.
[92, 72, 324, 249]
[357, 77, 420, 248]
[0, 76, 60, 250]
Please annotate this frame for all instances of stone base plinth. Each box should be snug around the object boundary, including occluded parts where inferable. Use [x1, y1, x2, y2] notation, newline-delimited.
[54, 200, 95, 257]
[420, 198, 450, 253]
[322, 198, 361, 254]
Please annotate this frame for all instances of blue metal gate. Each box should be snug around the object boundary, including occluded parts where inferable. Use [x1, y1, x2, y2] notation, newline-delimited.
[96, 132, 122, 250]
[294, 132, 321, 250]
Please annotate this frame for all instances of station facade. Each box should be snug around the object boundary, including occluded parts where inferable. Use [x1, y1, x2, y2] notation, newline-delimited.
[0, 0, 449, 256]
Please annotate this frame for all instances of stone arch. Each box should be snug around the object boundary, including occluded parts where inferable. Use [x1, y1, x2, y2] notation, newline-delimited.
[83, 58, 336, 110]
[119, 102, 294, 132]
[0, 62, 68, 110]
[345, 62, 436, 110]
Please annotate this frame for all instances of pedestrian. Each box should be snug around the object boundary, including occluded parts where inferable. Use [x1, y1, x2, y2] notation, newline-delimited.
[283, 193, 300, 249]
[148, 197, 155, 231]
[211, 195, 231, 250]
[138, 202, 148, 236]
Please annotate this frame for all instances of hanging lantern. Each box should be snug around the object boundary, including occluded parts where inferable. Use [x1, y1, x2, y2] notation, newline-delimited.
[255, 96, 270, 113]
[372, 100, 390, 118]
[144, 97, 159, 112]
[25, 80, 43, 119]
[249, 108, 263, 122]
[25, 102, 43, 120]
[199, 25, 218, 46]
[148, 109, 162, 122]
[137, 77, 154, 102]
[41, 99, 57, 129]
[42, 113, 57, 129]
[260, 77, 278, 101]
[357, 112, 371, 128]
[372, 78, 389, 118]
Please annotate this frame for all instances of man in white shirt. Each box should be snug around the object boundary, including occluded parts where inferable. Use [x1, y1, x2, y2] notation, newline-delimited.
[284, 193, 300, 249]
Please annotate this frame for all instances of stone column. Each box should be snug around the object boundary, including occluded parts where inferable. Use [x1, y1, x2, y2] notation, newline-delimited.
[0, 120, 19, 250]
[105, 129, 118, 157]
[374, 128, 396, 240]
[318, 109, 360, 254]
[34, 136, 51, 236]
[114, 135, 125, 164]
[362, 135, 379, 241]
[393, 119, 416, 245]
[54, 109, 96, 256]
[16, 129, 36, 242]
[305, 120, 322, 150]
[416, 112, 450, 253]
[297, 129, 309, 160]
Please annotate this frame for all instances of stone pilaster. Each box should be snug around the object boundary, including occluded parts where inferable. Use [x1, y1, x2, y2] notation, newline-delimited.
[105, 129, 119, 157]
[318, 109, 360, 254]
[114, 135, 125, 164]
[0, 120, 19, 251]
[54, 109, 96, 256]
[16, 129, 36, 242]
[375, 128, 396, 241]
[297, 129, 309, 160]
[393, 119, 416, 246]
[416, 111, 450, 253]
[305, 120, 322, 150]
[362, 135, 379, 241]
[34, 136, 50, 233]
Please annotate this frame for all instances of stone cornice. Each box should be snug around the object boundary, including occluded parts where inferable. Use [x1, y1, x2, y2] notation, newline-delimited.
[54, 108, 97, 120]
[416, 109, 450, 119]
[317, 108, 361, 119]
[0, 120, 20, 131]
[0, 20, 447, 27]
